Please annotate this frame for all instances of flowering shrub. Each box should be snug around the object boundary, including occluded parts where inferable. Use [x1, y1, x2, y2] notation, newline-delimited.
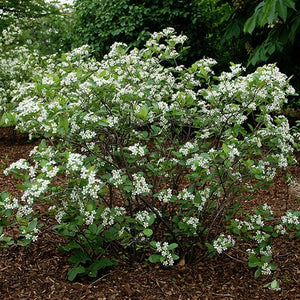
[0, 24, 41, 123]
[1, 28, 299, 286]
[0, 1, 72, 125]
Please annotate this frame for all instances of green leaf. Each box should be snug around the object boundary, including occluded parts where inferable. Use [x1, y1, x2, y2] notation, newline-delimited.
[269, 263, 278, 270]
[167, 243, 178, 250]
[143, 228, 153, 237]
[289, 14, 300, 42]
[28, 219, 37, 231]
[104, 226, 118, 241]
[284, 0, 296, 10]
[150, 241, 157, 248]
[69, 249, 90, 264]
[244, 12, 258, 34]
[271, 279, 280, 289]
[140, 105, 148, 118]
[59, 240, 81, 252]
[149, 254, 162, 263]
[248, 255, 259, 267]
[263, 225, 274, 232]
[88, 257, 118, 277]
[222, 143, 229, 155]
[254, 268, 262, 278]
[205, 242, 215, 252]
[172, 254, 179, 260]
[276, 0, 288, 22]
[262, 0, 277, 25]
[67, 265, 86, 281]
[0, 112, 15, 126]
[59, 115, 69, 133]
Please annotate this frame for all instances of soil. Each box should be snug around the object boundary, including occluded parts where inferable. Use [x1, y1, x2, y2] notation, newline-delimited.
[0, 127, 299, 300]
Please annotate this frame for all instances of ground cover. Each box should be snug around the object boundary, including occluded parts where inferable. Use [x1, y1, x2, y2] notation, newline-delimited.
[0, 127, 299, 299]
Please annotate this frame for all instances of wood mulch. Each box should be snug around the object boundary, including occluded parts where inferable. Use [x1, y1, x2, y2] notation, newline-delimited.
[0, 127, 299, 299]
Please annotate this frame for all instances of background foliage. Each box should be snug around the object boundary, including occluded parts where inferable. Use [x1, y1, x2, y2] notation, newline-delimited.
[223, 0, 300, 106]
[1, 0, 73, 55]
[71, 0, 232, 67]
[70, 0, 299, 108]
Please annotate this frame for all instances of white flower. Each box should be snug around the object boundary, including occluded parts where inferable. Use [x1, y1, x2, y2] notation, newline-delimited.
[153, 241, 175, 266]
[262, 204, 273, 214]
[136, 210, 154, 228]
[178, 189, 195, 201]
[4, 158, 29, 175]
[84, 210, 96, 225]
[261, 263, 272, 275]
[110, 169, 124, 187]
[250, 214, 264, 227]
[281, 211, 299, 225]
[213, 234, 235, 254]
[157, 188, 173, 203]
[67, 153, 85, 172]
[182, 216, 199, 229]
[128, 143, 145, 156]
[107, 116, 119, 127]
[132, 173, 150, 196]
[179, 142, 195, 156]
[260, 245, 272, 256]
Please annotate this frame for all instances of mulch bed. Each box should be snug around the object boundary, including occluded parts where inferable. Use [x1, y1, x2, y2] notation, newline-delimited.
[0, 127, 299, 299]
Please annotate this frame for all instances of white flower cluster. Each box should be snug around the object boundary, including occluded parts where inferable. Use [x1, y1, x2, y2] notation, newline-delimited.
[157, 188, 173, 203]
[178, 189, 195, 201]
[2, 197, 19, 210]
[84, 210, 96, 225]
[186, 154, 210, 171]
[101, 206, 126, 227]
[66, 153, 86, 172]
[145, 27, 187, 59]
[234, 219, 254, 231]
[193, 58, 217, 74]
[16, 204, 33, 218]
[55, 210, 66, 224]
[182, 216, 199, 230]
[262, 204, 273, 214]
[24, 178, 51, 199]
[213, 234, 235, 254]
[261, 262, 272, 275]
[250, 214, 264, 227]
[135, 210, 154, 228]
[155, 241, 175, 266]
[22, 226, 39, 242]
[110, 169, 124, 187]
[274, 224, 287, 235]
[253, 230, 267, 243]
[132, 173, 150, 196]
[260, 245, 272, 257]
[281, 211, 299, 226]
[80, 167, 103, 199]
[128, 143, 145, 156]
[79, 129, 97, 140]
[193, 187, 210, 212]
[228, 145, 240, 161]
[101, 208, 115, 227]
[4, 158, 30, 175]
[107, 116, 119, 128]
[179, 141, 195, 156]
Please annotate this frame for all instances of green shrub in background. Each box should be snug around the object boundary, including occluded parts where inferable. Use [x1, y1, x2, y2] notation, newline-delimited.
[0, 0, 73, 123]
[71, 0, 299, 109]
[1, 0, 73, 55]
[223, 0, 300, 107]
[71, 0, 232, 67]
[1, 29, 299, 289]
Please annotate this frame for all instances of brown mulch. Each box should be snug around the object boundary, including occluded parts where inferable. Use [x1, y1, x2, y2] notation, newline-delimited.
[0, 127, 299, 300]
